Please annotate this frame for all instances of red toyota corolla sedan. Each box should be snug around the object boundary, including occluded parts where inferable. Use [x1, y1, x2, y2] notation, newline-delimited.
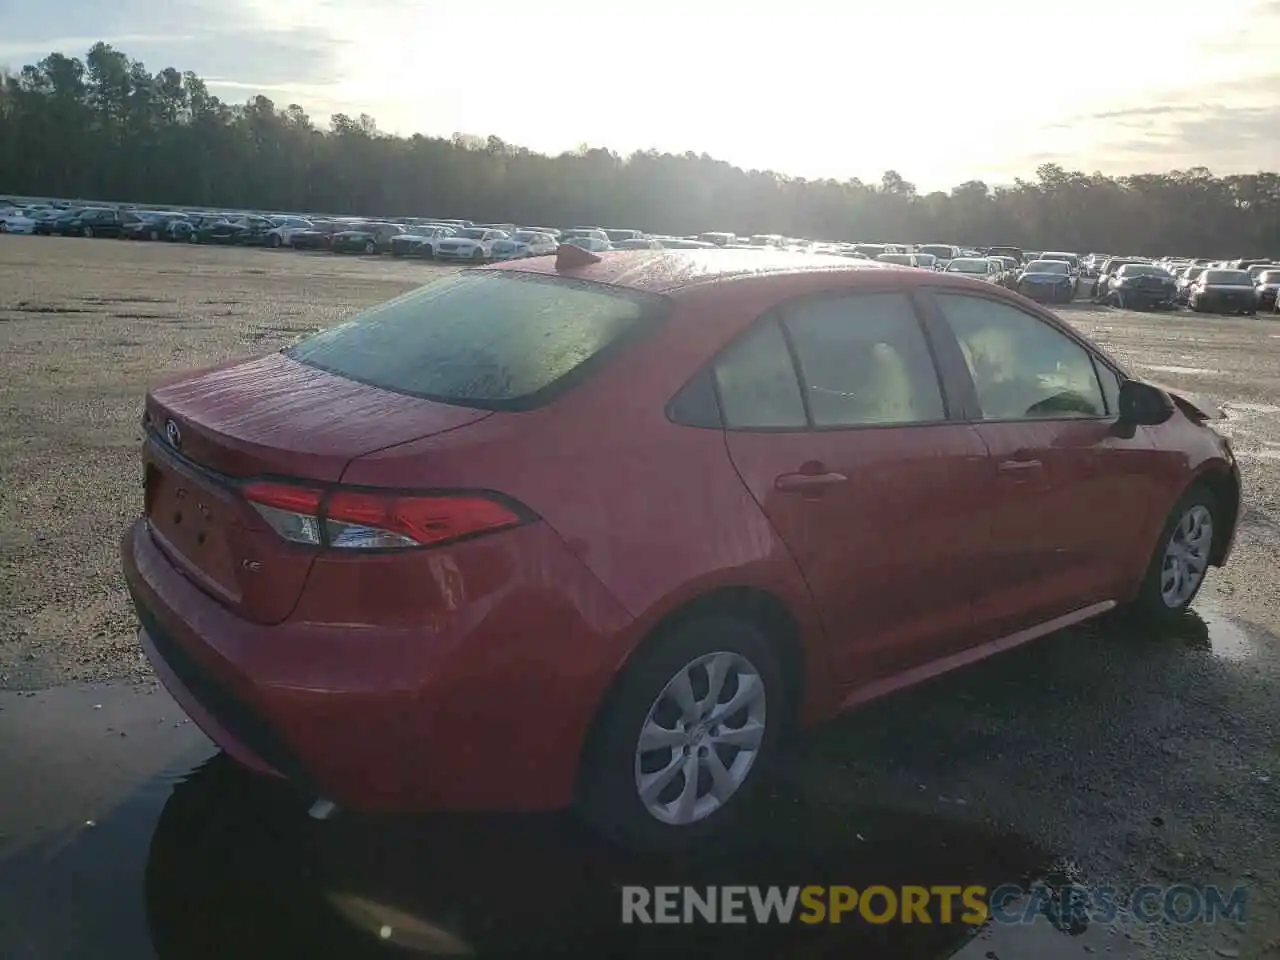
[122, 246, 1240, 850]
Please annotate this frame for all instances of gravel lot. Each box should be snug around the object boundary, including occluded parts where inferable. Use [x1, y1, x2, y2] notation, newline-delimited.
[0, 237, 459, 687]
[2, 237, 1279, 958]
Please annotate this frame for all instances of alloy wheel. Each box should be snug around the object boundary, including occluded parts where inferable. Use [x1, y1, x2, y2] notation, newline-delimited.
[634, 651, 767, 826]
[1161, 504, 1213, 608]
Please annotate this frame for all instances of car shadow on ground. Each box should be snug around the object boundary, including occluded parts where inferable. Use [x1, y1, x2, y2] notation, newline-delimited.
[0, 607, 1266, 960]
[142, 752, 1049, 960]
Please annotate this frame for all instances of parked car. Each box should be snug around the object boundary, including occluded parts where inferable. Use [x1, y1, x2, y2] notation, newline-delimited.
[563, 235, 613, 253]
[265, 216, 315, 248]
[489, 231, 559, 260]
[1188, 269, 1257, 314]
[615, 238, 665, 250]
[331, 222, 405, 254]
[1039, 251, 1081, 296]
[0, 207, 38, 234]
[984, 245, 1025, 266]
[123, 248, 1240, 853]
[604, 228, 645, 243]
[388, 224, 456, 259]
[122, 211, 188, 241]
[192, 215, 273, 245]
[34, 207, 84, 235]
[944, 257, 1001, 283]
[916, 244, 962, 269]
[1101, 263, 1178, 310]
[1015, 259, 1076, 303]
[63, 207, 125, 238]
[1254, 269, 1280, 312]
[434, 227, 511, 262]
[877, 253, 926, 267]
[289, 220, 346, 250]
[1174, 265, 1205, 304]
[1090, 258, 1148, 301]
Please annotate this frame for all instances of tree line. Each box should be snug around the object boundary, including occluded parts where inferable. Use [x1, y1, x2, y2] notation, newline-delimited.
[2, 42, 1278, 256]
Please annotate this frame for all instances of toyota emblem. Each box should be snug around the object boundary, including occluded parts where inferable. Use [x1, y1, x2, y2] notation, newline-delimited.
[165, 418, 182, 448]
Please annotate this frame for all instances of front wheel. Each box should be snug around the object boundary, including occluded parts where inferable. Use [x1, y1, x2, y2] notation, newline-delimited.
[82, 225, 94, 238]
[363, 240, 376, 255]
[471, 248, 485, 263]
[1129, 486, 1217, 624]
[577, 615, 784, 852]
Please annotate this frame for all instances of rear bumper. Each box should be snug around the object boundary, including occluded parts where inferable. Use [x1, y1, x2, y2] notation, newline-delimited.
[121, 517, 633, 813]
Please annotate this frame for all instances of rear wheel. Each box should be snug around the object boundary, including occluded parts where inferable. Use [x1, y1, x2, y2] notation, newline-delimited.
[471, 248, 485, 263]
[269, 234, 282, 248]
[578, 615, 784, 851]
[363, 239, 376, 255]
[82, 224, 94, 238]
[1129, 486, 1217, 624]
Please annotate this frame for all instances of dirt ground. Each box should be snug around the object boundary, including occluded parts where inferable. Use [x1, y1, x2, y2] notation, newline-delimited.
[2, 237, 1280, 959]
[0, 237, 459, 686]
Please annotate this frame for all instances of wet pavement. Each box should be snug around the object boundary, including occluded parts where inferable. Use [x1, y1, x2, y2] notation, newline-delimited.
[1, 603, 1273, 959]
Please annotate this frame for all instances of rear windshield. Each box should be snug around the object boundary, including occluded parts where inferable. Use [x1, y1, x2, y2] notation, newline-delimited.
[918, 245, 954, 258]
[286, 271, 661, 410]
[1116, 264, 1170, 278]
[1203, 270, 1252, 285]
[1026, 260, 1069, 274]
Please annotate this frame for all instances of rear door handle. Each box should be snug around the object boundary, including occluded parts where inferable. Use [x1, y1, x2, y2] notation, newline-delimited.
[998, 458, 1043, 472]
[775, 471, 848, 494]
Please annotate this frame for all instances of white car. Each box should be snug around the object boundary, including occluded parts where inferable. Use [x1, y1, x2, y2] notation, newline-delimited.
[488, 231, 559, 260]
[265, 216, 315, 247]
[564, 235, 613, 253]
[0, 208, 38, 234]
[433, 227, 510, 262]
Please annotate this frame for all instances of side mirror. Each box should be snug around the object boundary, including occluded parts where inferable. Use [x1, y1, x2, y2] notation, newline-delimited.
[1118, 379, 1175, 426]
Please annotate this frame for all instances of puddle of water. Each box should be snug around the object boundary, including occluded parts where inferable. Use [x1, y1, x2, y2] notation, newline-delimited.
[0, 684, 1065, 959]
[1153, 604, 1265, 663]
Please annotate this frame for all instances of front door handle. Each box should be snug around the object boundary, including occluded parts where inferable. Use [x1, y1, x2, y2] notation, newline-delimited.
[775, 471, 848, 494]
[997, 458, 1043, 472]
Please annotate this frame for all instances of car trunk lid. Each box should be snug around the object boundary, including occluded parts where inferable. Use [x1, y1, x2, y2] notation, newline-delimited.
[142, 352, 492, 623]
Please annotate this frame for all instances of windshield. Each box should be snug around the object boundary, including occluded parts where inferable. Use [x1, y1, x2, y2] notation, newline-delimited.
[287, 272, 660, 409]
[1247, 264, 1280, 279]
[947, 259, 988, 273]
[1203, 270, 1253, 285]
[457, 228, 488, 239]
[918, 245, 954, 259]
[1117, 264, 1170, 278]
[877, 254, 913, 265]
[1041, 252, 1078, 266]
[1258, 271, 1280, 285]
[1180, 266, 1205, 280]
[1025, 260, 1069, 274]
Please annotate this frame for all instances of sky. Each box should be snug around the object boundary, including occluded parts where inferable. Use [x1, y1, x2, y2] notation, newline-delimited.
[2, 0, 1279, 191]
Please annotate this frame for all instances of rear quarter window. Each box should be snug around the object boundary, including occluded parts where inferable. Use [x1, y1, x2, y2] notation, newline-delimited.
[286, 271, 663, 410]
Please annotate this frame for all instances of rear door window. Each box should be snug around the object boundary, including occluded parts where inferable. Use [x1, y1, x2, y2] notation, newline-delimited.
[712, 319, 807, 429]
[287, 271, 662, 410]
[780, 293, 946, 427]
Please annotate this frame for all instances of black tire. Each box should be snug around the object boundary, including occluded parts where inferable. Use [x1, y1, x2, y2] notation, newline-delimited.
[0, 221, 7, 233]
[82, 224, 94, 238]
[269, 234, 282, 248]
[1127, 485, 1218, 625]
[471, 248, 485, 263]
[577, 614, 786, 852]
[363, 239, 376, 255]
[422, 246, 435, 261]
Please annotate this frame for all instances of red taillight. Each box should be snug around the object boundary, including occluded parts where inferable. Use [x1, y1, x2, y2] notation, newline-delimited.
[241, 481, 524, 551]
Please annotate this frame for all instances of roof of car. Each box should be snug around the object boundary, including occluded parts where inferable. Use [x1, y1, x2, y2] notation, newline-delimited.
[492, 249, 894, 294]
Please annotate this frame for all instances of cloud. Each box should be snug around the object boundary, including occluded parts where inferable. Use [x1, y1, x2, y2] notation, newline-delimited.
[0, 0, 345, 86]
